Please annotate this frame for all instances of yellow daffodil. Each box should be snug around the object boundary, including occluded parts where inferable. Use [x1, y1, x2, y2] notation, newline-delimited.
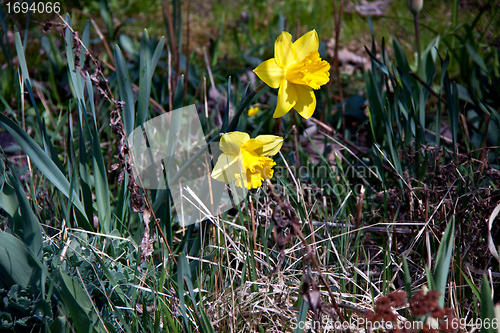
[248, 106, 259, 116]
[253, 30, 330, 119]
[212, 132, 283, 189]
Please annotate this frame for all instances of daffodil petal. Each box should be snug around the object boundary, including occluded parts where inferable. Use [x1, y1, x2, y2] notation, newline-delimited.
[212, 153, 245, 182]
[293, 85, 316, 119]
[292, 30, 319, 62]
[253, 135, 283, 156]
[274, 31, 294, 68]
[220, 132, 250, 154]
[253, 58, 285, 89]
[274, 79, 296, 118]
[213, 130, 281, 189]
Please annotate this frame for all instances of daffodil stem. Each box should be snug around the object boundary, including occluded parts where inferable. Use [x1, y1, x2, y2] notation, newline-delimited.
[226, 81, 267, 132]
[414, 13, 421, 73]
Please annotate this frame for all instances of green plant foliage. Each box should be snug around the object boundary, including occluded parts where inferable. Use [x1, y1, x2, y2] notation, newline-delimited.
[0, 2, 499, 332]
[0, 284, 52, 332]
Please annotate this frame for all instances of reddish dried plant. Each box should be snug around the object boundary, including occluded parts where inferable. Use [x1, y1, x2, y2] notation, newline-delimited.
[364, 290, 461, 333]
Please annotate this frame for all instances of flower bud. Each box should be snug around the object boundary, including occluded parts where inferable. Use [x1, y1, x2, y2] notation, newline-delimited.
[407, 0, 423, 15]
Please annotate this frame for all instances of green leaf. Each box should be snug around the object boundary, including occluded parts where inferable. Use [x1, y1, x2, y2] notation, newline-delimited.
[78, 81, 94, 222]
[15, 29, 65, 173]
[466, 43, 489, 73]
[172, 74, 184, 110]
[293, 297, 309, 333]
[85, 77, 112, 234]
[58, 270, 95, 333]
[114, 45, 135, 136]
[433, 218, 455, 307]
[221, 77, 231, 133]
[426, 265, 435, 290]
[64, 16, 85, 107]
[13, 27, 30, 84]
[176, 252, 191, 333]
[0, 5, 13, 66]
[91, 125, 111, 234]
[0, 159, 18, 217]
[137, 29, 152, 127]
[420, 36, 439, 83]
[436, 53, 450, 146]
[458, 267, 480, 300]
[227, 84, 261, 132]
[165, 86, 184, 180]
[446, 82, 460, 152]
[9, 172, 42, 256]
[393, 39, 411, 76]
[179, 253, 203, 327]
[150, 37, 165, 78]
[0, 231, 41, 288]
[402, 254, 412, 299]
[81, 21, 90, 68]
[49, 317, 68, 333]
[481, 276, 496, 333]
[364, 46, 389, 75]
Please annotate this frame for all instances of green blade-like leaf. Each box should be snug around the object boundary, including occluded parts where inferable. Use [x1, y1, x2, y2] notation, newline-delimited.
[58, 270, 96, 333]
[364, 46, 389, 75]
[466, 43, 489, 73]
[77, 112, 94, 223]
[172, 74, 184, 110]
[137, 29, 152, 127]
[114, 45, 135, 136]
[179, 253, 203, 327]
[436, 53, 450, 146]
[0, 159, 18, 217]
[165, 81, 184, 180]
[80, 21, 90, 70]
[150, 37, 165, 79]
[177, 252, 192, 333]
[91, 127, 112, 234]
[433, 218, 455, 307]
[227, 85, 262, 132]
[420, 36, 439, 83]
[0, 231, 41, 288]
[9, 172, 42, 256]
[393, 38, 412, 80]
[458, 267, 481, 300]
[481, 276, 496, 333]
[221, 77, 231, 133]
[15, 28, 65, 173]
[446, 82, 460, 152]
[0, 5, 13, 65]
[426, 265, 435, 290]
[13, 27, 30, 83]
[64, 16, 85, 108]
[293, 297, 309, 333]
[402, 254, 412, 299]
[85, 78, 112, 233]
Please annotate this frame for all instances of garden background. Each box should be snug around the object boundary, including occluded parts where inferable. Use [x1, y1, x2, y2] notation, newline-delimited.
[0, 0, 500, 332]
